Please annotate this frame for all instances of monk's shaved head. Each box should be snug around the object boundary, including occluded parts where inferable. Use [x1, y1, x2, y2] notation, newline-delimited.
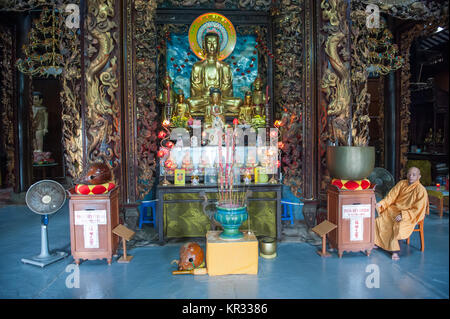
[407, 167, 421, 185]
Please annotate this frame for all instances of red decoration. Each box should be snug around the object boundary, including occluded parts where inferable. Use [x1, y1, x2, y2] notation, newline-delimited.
[331, 179, 371, 190]
[233, 118, 239, 125]
[75, 182, 116, 195]
[158, 131, 167, 139]
[157, 150, 165, 158]
[166, 141, 174, 149]
[165, 160, 173, 169]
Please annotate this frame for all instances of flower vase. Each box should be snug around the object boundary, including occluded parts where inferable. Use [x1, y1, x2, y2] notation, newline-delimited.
[214, 203, 248, 240]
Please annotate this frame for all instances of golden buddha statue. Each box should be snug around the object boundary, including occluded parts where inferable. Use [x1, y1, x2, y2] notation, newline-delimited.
[187, 32, 242, 116]
[251, 77, 266, 117]
[238, 91, 254, 124]
[157, 73, 177, 121]
[204, 88, 226, 128]
[173, 93, 191, 119]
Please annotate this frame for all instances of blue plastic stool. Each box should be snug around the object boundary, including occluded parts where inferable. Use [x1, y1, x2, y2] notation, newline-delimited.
[138, 199, 158, 229]
[281, 200, 302, 225]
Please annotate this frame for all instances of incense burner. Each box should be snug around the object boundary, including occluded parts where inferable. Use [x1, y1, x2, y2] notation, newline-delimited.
[214, 203, 248, 240]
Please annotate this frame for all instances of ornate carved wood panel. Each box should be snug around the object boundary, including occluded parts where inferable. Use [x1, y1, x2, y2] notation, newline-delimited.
[123, 0, 159, 203]
[0, 24, 16, 188]
[274, 0, 304, 199]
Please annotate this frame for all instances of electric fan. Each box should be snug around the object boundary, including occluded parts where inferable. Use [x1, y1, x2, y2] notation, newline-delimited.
[21, 180, 68, 267]
[368, 167, 395, 200]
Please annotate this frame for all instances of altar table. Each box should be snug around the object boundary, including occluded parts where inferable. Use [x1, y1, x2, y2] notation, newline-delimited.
[156, 183, 281, 243]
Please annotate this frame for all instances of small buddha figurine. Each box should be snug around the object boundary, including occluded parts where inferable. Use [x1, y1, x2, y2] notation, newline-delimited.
[157, 73, 177, 121]
[238, 91, 255, 124]
[187, 32, 242, 115]
[182, 151, 193, 170]
[251, 77, 267, 117]
[200, 149, 209, 168]
[173, 92, 191, 119]
[204, 88, 226, 128]
[243, 170, 252, 185]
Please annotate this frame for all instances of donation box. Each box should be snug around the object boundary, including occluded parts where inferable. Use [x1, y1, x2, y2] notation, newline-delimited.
[68, 186, 120, 265]
[327, 184, 376, 258]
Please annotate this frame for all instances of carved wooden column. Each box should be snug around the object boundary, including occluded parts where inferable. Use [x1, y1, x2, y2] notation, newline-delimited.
[317, 0, 352, 199]
[83, 0, 124, 201]
[60, 0, 84, 182]
[302, 0, 317, 201]
[16, 13, 33, 192]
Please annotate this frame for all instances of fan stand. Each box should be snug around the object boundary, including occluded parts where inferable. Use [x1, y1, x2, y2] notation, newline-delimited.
[21, 215, 68, 268]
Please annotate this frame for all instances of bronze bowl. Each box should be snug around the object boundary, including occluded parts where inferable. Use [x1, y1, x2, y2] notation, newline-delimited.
[259, 237, 277, 259]
[326, 146, 375, 180]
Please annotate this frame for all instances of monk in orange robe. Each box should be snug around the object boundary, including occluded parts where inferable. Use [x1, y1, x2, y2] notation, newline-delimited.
[374, 167, 429, 260]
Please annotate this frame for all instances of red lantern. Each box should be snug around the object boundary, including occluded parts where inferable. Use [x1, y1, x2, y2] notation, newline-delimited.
[157, 150, 165, 158]
[166, 141, 174, 149]
[158, 131, 167, 139]
[233, 118, 239, 125]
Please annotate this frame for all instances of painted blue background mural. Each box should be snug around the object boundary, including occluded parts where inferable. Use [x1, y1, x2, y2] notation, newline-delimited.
[167, 33, 258, 100]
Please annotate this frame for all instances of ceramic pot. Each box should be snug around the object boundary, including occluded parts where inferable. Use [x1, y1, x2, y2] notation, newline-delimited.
[214, 204, 248, 240]
[326, 146, 375, 180]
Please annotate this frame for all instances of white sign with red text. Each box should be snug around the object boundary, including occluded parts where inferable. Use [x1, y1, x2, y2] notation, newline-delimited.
[74, 210, 107, 248]
[342, 204, 371, 241]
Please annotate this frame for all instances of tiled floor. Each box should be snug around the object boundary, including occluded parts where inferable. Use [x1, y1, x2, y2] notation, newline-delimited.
[0, 202, 448, 299]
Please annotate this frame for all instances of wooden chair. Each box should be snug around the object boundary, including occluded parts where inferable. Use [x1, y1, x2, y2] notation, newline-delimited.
[406, 219, 425, 252]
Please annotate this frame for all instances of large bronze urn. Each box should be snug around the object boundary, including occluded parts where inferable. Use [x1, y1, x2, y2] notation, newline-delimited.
[326, 146, 375, 180]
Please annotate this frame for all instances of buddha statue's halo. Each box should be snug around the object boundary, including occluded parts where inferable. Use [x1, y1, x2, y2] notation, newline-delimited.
[198, 24, 228, 52]
[189, 12, 236, 61]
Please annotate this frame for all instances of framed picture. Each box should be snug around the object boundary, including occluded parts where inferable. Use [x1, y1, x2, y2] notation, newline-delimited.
[174, 169, 186, 186]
